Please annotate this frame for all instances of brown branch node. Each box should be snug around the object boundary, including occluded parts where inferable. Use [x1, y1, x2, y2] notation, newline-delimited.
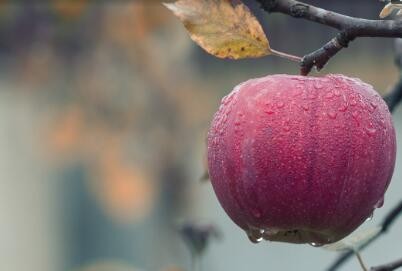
[290, 3, 309, 18]
[300, 37, 343, 75]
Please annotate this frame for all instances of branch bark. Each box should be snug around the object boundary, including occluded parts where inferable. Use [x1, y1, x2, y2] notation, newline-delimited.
[370, 257, 402, 271]
[255, 0, 402, 75]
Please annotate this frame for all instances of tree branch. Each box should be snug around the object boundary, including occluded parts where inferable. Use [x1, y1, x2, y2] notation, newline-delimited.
[370, 257, 402, 271]
[256, 0, 402, 75]
[300, 36, 345, 76]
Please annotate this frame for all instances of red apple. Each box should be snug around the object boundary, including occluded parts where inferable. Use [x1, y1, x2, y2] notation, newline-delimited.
[207, 74, 396, 245]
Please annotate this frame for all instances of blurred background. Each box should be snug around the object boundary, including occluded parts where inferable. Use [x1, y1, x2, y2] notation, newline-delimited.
[0, 1, 401, 271]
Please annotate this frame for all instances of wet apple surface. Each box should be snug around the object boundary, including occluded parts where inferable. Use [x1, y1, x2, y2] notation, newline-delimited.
[207, 74, 396, 245]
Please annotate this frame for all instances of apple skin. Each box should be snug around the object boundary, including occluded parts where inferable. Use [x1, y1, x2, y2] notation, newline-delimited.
[207, 74, 396, 245]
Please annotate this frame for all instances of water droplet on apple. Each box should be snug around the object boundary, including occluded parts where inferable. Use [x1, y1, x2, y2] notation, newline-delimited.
[252, 209, 262, 218]
[375, 197, 384, 208]
[301, 104, 310, 111]
[325, 92, 334, 99]
[378, 118, 386, 128]
[315, 82, 324, 89]
[334, 90, 341, 97]
[308, 92, 318, 99]
[338, 103, 348, 112]
[365, 212, 374, 221]
[352, 111, 360, 119]
[264, 103, 275, 115]
[294, 88, 303, 96]
[277, 101, 285, 109]
[327, 111, 337, 119]
[221, 92, 236, 105]
[309, 242, 323, 247]
[282, 119, 291, 132]
[365, 127, 376, 136]
[263, 228, 280, 238]
[211, 137, 219, 146]
[246, 228, 264, 244]
[250, 236, 263, 243]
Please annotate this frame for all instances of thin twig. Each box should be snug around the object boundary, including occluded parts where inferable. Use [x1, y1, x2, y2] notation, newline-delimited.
[355, 251, 368, 271]
[300, 37, 344, 76]
[270, 48, 302, 62]
[256, 0, 402, 75]
[370, 257, 402, 271]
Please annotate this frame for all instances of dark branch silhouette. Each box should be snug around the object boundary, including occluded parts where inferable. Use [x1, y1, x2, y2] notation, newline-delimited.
[370, 257, 402, 271]
[255, 0, 402, 75]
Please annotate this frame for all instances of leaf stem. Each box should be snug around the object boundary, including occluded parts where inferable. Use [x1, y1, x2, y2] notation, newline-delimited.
[270, 48, 302, 62]
[354, 250, 368, 271]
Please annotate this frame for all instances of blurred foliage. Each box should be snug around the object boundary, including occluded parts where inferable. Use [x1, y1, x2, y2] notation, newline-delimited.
[179, 223, 221, 257]
[0, 2, 217, 269]
[22, 1, 217, 226]
[77, 260, 141, 271]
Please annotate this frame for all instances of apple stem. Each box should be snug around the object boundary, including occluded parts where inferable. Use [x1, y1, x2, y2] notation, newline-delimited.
[270, 48, 302, 63]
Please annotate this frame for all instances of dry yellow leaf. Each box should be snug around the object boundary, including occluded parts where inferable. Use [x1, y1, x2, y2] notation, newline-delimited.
[379, 2, 402, 18]
[164, 0, 271, 59]
[380, 3, 395, 18]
